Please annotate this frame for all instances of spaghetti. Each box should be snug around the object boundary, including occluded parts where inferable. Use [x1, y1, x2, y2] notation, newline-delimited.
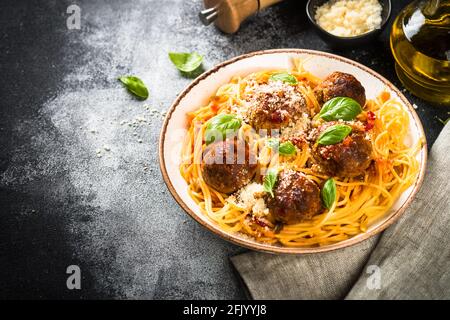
[180, 60, 422, 247]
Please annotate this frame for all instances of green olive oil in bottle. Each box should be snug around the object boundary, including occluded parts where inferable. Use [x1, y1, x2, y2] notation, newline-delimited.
[390, 0, 450, 106]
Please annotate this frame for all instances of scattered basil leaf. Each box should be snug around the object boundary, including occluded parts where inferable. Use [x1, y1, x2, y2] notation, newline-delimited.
[205, 114, 241, 145]
[321, 178, 336, 209]
[180, 66, 205, 79]
[168, 52, 203, 73]
[118, 76, 149, 100]
[263, 168, 278, 198]
[269, 72, 298, 85]
[317, 124, 352, 145]
[319, 97, 362, 121]
[278, 141, 296, 156]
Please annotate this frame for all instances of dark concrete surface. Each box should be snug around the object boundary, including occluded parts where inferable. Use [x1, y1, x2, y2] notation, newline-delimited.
[0, 0, 448, 299]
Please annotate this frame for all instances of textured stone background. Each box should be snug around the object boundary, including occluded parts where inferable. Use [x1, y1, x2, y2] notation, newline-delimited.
[0, 0, 447, 299]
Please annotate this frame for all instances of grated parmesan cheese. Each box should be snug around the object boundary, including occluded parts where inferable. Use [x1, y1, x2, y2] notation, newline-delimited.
[228, 182, 269, 216]
[315, 0, 383, 37]
[281, 112, 311, 138]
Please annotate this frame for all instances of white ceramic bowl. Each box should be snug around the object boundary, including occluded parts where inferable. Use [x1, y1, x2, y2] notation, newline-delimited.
[159, 49, 427, 254]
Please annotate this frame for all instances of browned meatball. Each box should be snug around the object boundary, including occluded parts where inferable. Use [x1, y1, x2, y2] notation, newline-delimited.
[314, 72, 366, 107]
[266, 170, 323, 224]
[311, 122, 373, 177]
[201, 138, 257, 194]
[245, 81, 308, 131]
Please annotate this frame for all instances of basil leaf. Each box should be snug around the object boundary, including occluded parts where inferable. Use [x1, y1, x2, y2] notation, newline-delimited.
[317, 124, 352, 145]
[168, 52, 203, 73]
[205, 114, 241, 145]
[319, 97, 362, 121]
[263, 168, 278, 198]
[321, 178, 336, 209]
[118, 76, 149, 100]
[266, 138, 296, 156]
[269, 72, 298, 85]
[181, 66, 204, 79]
[279, 141, 296, 156]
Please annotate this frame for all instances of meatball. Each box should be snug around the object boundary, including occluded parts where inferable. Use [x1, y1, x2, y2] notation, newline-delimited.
[245, 81, 308, 131]
[311, 122, 373, 177]
[314, 71, 366, 107]
[266, 170, 323, 224]
[201, 138, 257, 194]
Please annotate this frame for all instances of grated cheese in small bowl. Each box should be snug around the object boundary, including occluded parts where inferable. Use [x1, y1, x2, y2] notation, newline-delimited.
[315, 0, 383, 37]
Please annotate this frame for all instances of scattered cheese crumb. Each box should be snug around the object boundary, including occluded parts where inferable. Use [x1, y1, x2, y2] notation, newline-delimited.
[89, 105, 165, 160]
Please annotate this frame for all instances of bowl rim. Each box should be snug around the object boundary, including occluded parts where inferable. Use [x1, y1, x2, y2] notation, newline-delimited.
[305, 0, 392, 41]
[158, 48, 427, 255]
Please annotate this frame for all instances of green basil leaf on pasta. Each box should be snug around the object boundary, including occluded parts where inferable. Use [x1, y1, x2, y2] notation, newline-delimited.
[317, 124, 352, 145]
[321, 178, 336, 209]
[263, 168, 278, 198]
[278, 141, 296, 155]
[266, 139, 296, 156]
[205, 114, 241, 145]
[269, 72, 298, 85]
[319, 97, 362, 121]
[118, 76, 149, 100]
[169, 52, 203, 73]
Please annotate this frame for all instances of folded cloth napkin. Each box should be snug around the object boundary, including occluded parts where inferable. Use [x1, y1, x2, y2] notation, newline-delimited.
[231, 123, 450, 300]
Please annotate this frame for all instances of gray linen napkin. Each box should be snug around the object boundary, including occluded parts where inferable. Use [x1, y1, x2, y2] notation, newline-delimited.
[231, 123, 450, 300]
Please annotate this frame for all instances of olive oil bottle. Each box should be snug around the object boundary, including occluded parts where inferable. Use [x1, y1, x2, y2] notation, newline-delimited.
[390, 0, 450, 106]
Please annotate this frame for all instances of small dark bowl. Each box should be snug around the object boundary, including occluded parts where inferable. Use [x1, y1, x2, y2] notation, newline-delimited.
[306, 0, 392, 48]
